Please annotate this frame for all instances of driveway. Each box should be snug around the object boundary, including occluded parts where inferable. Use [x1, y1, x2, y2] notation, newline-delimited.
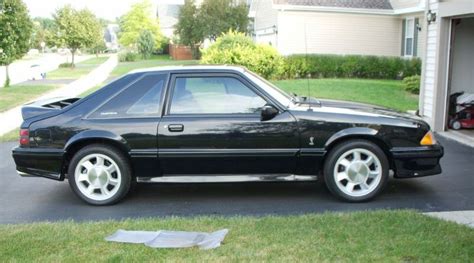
[0, 136, 472, 224]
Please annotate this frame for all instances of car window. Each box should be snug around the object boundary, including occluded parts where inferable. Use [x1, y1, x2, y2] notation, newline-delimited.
[169, 76, 267, 114]
[90, 74, 166, 118]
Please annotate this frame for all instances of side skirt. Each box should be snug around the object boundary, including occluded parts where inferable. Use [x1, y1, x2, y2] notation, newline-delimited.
[136, 174, 318, 183]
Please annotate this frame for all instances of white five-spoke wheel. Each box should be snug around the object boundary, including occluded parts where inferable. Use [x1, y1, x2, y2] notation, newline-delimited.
[333, 148, 382, 197]
[68, 144, 132, 205]
[324, 140, 389, 202]
[75, 154, 122, 201]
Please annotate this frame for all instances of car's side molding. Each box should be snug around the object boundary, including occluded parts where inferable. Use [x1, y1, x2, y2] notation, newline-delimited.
[324, 127, 379, 148]
[64, 130, 130, 153]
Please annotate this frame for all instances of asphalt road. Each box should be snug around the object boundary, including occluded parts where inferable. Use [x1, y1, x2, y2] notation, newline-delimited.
[0, 136, 472, 224]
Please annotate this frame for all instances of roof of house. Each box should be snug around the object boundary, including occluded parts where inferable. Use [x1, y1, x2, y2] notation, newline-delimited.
[273, 0, 393, 10]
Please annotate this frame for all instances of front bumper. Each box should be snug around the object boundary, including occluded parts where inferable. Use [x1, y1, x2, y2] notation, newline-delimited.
[390, 144, 444, 178]
[12, 146, 65, 180]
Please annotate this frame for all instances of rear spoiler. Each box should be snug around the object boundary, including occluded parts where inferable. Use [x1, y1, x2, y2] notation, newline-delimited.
[22, 97, 81, 120]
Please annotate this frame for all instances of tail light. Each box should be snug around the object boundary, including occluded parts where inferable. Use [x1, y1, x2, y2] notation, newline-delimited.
[19, 129, 29, 146]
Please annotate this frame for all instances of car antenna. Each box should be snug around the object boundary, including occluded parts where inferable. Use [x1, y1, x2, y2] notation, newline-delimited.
[303, 19, 313, 112]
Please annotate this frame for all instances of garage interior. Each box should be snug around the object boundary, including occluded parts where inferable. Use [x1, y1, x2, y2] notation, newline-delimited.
[445, 16, 474, 141]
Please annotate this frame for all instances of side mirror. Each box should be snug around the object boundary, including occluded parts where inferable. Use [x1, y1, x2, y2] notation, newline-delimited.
[261, 104, 279, 121]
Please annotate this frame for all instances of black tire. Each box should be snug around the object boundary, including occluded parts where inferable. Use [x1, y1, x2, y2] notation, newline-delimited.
[68, 144, 132, 205]
[451, 120, 462, 130]
[323, 140, 389, 202]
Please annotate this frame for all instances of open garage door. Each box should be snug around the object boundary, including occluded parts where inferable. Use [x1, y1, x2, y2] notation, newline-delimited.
[446, 17, 474, 140]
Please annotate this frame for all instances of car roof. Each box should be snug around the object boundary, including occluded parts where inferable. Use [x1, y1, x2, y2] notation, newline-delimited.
[128, 65, 247, 74]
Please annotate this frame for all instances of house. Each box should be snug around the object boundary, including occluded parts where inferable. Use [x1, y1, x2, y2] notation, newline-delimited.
[418, 0, 473, 144]
[156, 0, 185, 38]
[250, 0, 427, 57]
[251, 0, 473, 145]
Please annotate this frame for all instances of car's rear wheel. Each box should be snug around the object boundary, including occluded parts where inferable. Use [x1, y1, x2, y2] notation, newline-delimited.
[68, 144, 131, 205]
[324, 140, 389, 202]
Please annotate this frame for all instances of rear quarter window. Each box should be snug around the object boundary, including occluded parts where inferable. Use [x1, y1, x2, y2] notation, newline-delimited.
[89, 74, 166, 118]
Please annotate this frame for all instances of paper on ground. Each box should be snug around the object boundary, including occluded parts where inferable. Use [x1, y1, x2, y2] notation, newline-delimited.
[105, 229, 229, 250]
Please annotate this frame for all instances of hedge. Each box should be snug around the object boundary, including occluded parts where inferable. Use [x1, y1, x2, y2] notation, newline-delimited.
[281, 54, 421, 80]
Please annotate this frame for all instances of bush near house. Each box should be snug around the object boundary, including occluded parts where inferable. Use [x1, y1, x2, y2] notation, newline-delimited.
[118, 50, 139, 62]
[402, 75, 421, 94]
[282, 54, 421, 80]
[201, 31, 283, 78]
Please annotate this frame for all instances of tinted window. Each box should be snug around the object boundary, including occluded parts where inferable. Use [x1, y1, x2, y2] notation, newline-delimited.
[90, 74, 166, 118]
[169, 76, 267, 114]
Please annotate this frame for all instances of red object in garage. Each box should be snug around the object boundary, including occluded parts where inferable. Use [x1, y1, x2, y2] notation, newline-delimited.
[448, 92, 474, 130]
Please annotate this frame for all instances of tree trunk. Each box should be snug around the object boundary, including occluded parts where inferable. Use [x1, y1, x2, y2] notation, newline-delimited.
[4, 65, 10, 88]
[71, 49, 76, 68]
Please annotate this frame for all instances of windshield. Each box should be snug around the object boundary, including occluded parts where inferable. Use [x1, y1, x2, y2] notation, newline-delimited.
[244, 70, 294, 107]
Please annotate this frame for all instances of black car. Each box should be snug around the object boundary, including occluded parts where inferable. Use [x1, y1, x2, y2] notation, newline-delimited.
[12, 66, 443, 205]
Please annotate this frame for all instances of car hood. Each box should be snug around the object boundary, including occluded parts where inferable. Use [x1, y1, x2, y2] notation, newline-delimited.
[290, 99, 427, 127]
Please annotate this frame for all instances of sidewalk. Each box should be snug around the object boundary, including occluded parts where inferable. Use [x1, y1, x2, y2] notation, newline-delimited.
[0, 54, 118, 136]
[424, 210, 474, 228]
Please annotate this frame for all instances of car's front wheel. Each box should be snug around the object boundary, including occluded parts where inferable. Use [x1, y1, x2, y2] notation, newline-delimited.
[324, 140, 389, 202]
[68, 144, 132, 205]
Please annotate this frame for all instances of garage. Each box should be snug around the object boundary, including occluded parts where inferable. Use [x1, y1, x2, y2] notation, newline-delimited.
[419, 0, 474, 146]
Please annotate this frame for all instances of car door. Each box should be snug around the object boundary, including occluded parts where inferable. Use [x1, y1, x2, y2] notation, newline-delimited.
[157, 72, 299, 175]
[85, 73, 168, 177]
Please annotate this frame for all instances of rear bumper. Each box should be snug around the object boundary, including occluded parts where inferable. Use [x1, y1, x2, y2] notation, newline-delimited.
[390, 144, 444, 178]
[12, 146, 65, 181]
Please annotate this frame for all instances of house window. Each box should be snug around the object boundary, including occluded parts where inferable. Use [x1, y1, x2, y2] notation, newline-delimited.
[404, 18, 415, 57]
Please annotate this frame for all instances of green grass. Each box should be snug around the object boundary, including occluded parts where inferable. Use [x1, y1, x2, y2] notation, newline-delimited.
[0, 210, 472, 262]
[0, 84, 58, 112]
[47, 56, 109, 79]
[111, 56, 198, 77]
[274, 78, 418, 112]
[0, 128, 18, 142]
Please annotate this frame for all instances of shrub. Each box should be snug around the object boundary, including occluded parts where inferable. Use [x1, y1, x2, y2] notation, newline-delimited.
[59, 62, 73, 68]
[201, 31, 283, 78]
[282, 54, 421, 80]
[118, 51, 139, 62]
[137, 30, 155, 59]
[403, 75, 421, 94]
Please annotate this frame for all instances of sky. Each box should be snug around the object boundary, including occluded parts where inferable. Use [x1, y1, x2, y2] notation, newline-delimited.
[23, 0, 177, 21]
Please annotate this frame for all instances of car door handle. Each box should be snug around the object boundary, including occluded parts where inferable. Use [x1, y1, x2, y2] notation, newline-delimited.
[168, 124, 184, 132]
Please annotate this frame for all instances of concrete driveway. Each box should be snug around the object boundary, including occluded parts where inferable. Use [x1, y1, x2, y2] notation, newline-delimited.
[0, 136, 472, 224]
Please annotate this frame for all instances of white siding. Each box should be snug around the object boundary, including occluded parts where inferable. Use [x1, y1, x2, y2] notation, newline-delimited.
[276, 11, 402, 56]
[420, 0, 439, 119]
[253, 0, 278, 45]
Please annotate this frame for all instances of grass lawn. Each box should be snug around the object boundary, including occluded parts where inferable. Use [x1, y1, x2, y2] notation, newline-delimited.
[111, 55, 198, 77]
[0, 84, 58, 112]
[0, 210, 472, 262]
[0, 128, 18, 143]
[46, 56, 109, 79]
[274, 78, 418, 112]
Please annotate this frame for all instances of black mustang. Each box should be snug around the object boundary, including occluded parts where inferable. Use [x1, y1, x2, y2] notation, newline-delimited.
[12, 66, 443, 205]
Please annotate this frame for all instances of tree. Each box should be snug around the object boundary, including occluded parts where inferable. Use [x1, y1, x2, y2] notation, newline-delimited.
[30, 17, 56, 50]
[174, 0, 249, 59]
[0, 0, 33, 87]
[119, 0, 163, 50]
[137, 30, 155, 59]
[198, 0, 249, 41]
[174, 0, 203, 58]
[53, 5, 103, 67]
